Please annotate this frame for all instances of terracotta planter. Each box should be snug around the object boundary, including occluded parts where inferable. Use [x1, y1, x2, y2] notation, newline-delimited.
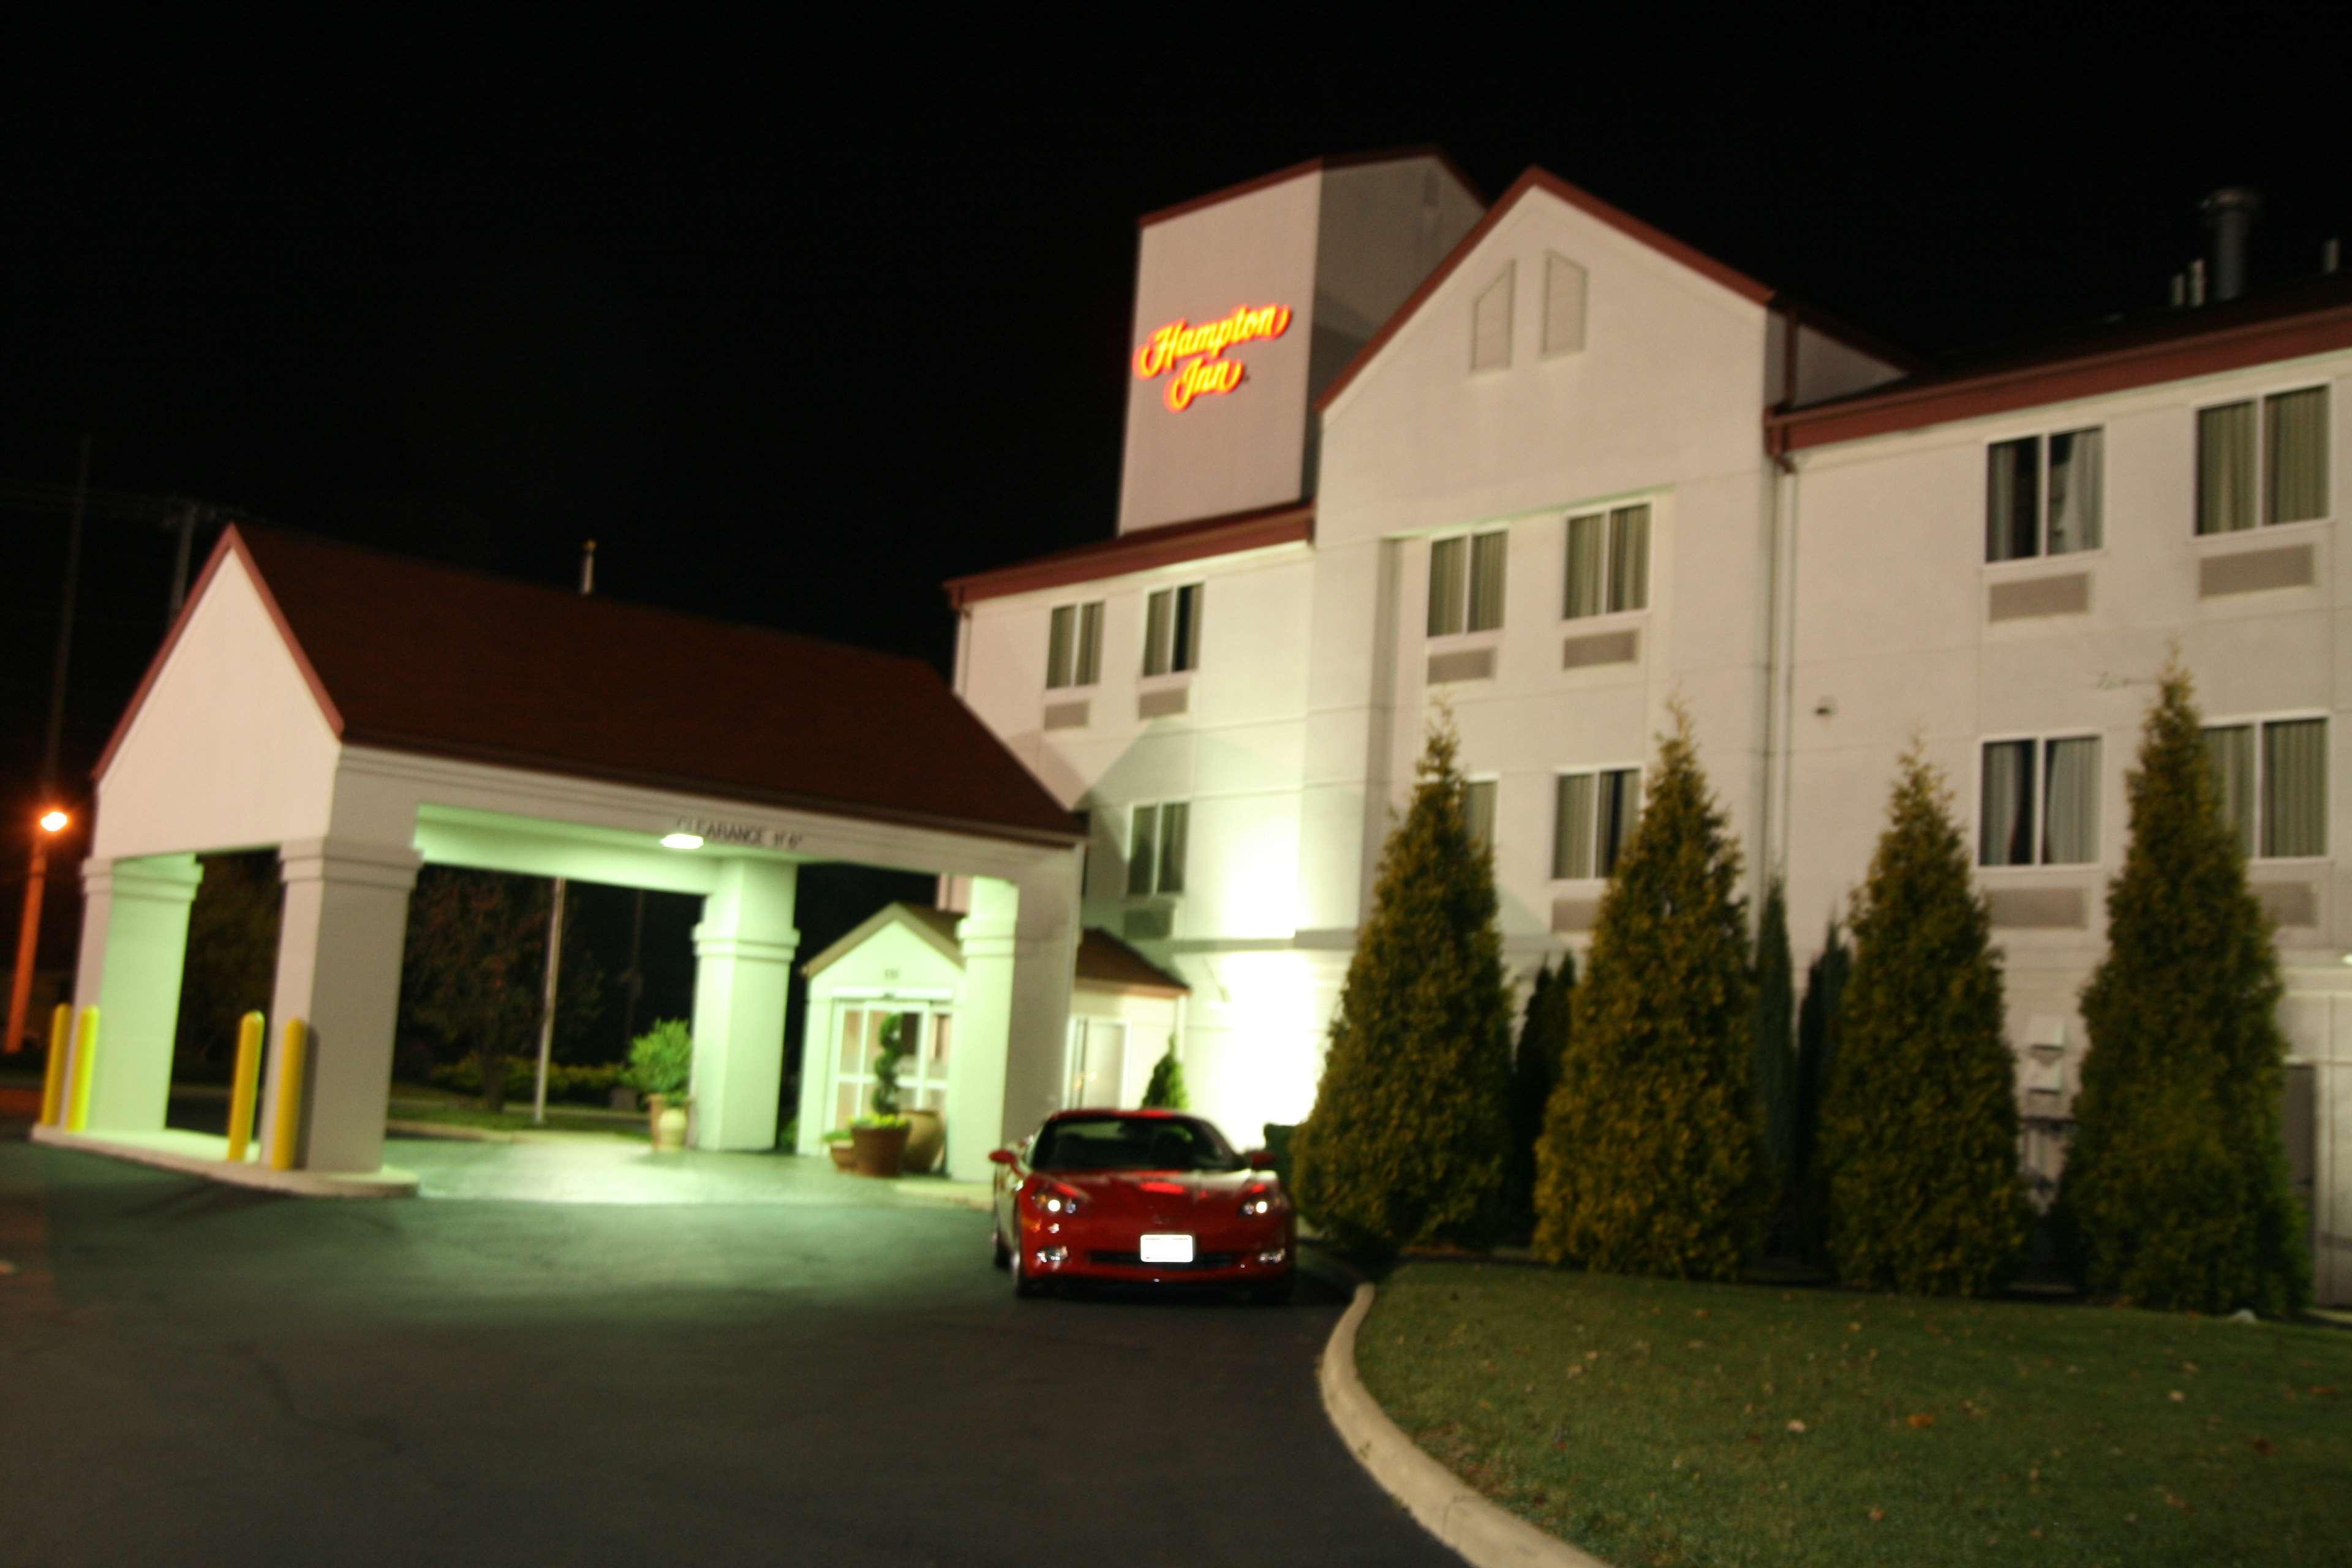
[850, 1121, 911, 1178]
[826, 1141, 858, 1171]
[902, 1109, 945, 1174]
[647, 1093, 690, 1152]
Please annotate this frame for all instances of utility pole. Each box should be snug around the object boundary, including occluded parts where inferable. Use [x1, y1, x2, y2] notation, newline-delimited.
[9, 440, 92, 1055]
[530, 540, 597, 1125]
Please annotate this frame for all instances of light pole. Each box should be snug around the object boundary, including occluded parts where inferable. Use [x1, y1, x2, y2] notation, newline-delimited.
[5, 809, 72, 1055]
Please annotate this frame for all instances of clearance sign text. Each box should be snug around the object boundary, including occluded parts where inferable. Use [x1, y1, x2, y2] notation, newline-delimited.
[1132, 303, 1293, 412]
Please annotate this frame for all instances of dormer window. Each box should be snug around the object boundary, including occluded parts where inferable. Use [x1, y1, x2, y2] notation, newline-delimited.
[1471, 264, 1514, 372]
[1542, 253, 1586, 356]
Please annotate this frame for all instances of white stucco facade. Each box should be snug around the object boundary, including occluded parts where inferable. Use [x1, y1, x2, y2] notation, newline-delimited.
[953, 159, 2352, 1305]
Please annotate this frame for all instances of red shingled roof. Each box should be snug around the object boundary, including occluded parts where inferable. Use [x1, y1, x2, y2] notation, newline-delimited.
[101, 526, 1080, 845]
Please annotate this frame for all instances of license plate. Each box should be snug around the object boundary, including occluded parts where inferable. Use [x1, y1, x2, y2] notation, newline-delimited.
[1139, 1233, 1194, 1264]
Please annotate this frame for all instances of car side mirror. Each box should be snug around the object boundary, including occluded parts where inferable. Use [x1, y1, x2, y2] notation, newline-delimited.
[987, 1148, 1019, 1166]
[1245, 1148, 1276, 1171]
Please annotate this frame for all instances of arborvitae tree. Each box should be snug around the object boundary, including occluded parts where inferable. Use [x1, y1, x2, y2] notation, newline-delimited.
[1820, 747, 2029, 1295]
[1140, 1043, 1189, 1110]
[1503, 954, 1575, 1241]
[2060, 664, 2310, 1314]
[1292, 715, 1514, 1257]
[1752, 876, 1798, 1200]
[1788, 917, 1852, 1263]
[1533, 707, 1768, 1279]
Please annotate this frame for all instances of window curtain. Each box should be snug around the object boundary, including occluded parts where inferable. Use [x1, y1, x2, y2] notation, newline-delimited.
[1047, 605, 1074, 688]
[1607, 505, 1651, 611]
[2262, 719, 2326, 858]
[1156, 801, 1189, 894]
[1981, 741, 2034, 865]
[2198, 402, 2256, 534]
[1128, 805, 1159, 896]
[1428, 537, 1467, 635]
[1986, 438, 2040, 560]
[1553, 774, 1596, 878]
[1074, 602, 1102, 685]
[2041, 736, 2099, 864]
[1563, 513, 1604, 618]
[1597, 768, 1640, 874]
[2204, 726, 2256, 857]
[1464, 779, 1497, 850]
[2047, 429, 2102, 554]
[1468, 532, 1509, 631]
[1142, 590, 1172, 676]
[2266, 388, 2329, 525]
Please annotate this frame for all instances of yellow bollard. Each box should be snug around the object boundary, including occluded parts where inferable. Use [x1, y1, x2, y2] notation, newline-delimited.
[64, 1006, 99, 1132]
[37, 1003, 70, 1126]
[266, 1018, 307, 1172]
[225, 1009, 266, 1164]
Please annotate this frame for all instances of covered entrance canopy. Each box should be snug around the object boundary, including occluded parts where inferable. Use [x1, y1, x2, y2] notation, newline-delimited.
[38, 526, 1084, 1190]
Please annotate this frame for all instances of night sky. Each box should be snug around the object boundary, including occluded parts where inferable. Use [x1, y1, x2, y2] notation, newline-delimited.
[2, 17, 2346, 1043]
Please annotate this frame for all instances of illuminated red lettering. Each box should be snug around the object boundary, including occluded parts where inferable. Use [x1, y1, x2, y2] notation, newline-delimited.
[1132, 301, 1292, 412]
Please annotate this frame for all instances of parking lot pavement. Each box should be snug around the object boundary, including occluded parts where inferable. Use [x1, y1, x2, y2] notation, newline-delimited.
[386, 1134, 996, 1209]
[0, 1125, 1458, 1568]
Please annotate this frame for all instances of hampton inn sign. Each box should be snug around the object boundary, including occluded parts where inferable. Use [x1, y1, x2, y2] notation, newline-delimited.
[1131, 302, 1293, 411]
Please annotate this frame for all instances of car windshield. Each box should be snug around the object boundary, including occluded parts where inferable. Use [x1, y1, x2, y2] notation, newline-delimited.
[1031, 1115, 1242, 1174]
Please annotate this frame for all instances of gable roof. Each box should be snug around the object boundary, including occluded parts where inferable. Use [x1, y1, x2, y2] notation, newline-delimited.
[943, 500, 1313, 608]
[801, 905, 1189, 997]
[1767, 271, 2352, 451]
[100, 526, 1081, 845]
[1313, 166, 1923, 414]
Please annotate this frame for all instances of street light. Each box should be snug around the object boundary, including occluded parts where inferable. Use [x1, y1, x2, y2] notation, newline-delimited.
[5, 807, 72, 1055]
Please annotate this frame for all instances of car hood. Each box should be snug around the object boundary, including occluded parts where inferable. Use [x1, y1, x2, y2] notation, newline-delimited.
[1047, 1169, 1268, 1219]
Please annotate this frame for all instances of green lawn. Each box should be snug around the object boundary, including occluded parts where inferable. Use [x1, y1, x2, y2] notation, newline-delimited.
[1355, 1264, 2348, 1567]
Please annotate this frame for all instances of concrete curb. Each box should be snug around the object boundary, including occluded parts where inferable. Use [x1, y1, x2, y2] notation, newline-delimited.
[29, 1123, 418, 1198]
[1319, 1281, 1610, 1568]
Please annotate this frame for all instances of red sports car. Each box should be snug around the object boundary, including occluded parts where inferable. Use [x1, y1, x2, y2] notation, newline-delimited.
[989, 1109, 1294, 1302]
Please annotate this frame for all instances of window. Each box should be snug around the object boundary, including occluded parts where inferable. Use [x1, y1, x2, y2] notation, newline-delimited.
[1463, 778, 1498, 851]
[1542, 253, 1587, 356]
[1986, 429, 2103, 560]
[831, 1007, 951, 1128]
[1563, 503, 1650, 618]
[2204, 718, 2326, 858]
[1046, 601, 1102, 688]
[1471, 264, 1513, 372]
[1127, 801, 1189, 896]
[2199, 387, 2329, 533]
[1551, 768, 1639, 879]
[1428, 530, 1508, 636]
[1979, 736, 2100, 867]
[1142, 583, 1202, 676]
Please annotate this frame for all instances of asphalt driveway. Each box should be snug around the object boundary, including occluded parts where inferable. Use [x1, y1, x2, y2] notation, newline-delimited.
[0, 1115, 1457, 1567]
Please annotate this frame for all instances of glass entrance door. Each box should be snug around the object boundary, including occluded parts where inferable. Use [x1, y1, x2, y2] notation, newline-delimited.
[1066, 1017, 1128, 1109]
[829, 1005, 953, 1128]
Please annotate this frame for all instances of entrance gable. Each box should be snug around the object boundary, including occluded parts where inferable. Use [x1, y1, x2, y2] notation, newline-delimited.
[94, 546, 340, 861]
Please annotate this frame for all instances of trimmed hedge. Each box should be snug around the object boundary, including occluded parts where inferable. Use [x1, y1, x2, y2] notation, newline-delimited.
[426, 1058, 627, 1104]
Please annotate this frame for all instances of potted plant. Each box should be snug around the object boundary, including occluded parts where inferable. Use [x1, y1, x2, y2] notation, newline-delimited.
[821, 1126, 858, 1171]
[626, 1019, 693, 1151]
[850, 1015, 912, 1177]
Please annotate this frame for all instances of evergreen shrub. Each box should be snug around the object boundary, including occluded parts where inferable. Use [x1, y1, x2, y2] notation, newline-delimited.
[1787, 918, 1851, 1262]
[2060, 663, 2310, 1314]
[1752, 877, 1798, 1206]
[1291, 715, 1513, 1257]
[1533, 707, 1769, 1279]
[1819, 747, 2029, 1295]
[1140, 1043, 1189, 1109]
[1504, 956, 1574, 1242]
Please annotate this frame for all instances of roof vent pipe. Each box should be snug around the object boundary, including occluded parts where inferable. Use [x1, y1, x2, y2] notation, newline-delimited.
[2199, 187, 2261, 303]
[2326, 238, 2342, 276]
[2188, 257, 2207, 308]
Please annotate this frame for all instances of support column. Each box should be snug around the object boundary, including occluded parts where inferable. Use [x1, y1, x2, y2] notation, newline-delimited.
[71, 854, 203, 1133]
[953, 855, 1079, 1182]
[688, 858, 798, 1151]
[265, 837, 421, 1174]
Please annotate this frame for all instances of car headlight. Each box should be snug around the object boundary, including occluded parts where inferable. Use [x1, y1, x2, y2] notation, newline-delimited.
[1026, 1181, 1084, 1216]
[1238, 1185, 1286, 1218]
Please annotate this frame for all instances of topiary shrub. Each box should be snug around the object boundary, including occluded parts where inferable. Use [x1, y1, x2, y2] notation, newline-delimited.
[1140, 1042, 1189, 1109]
[1534, 705, 1769, 1280]
[1819, 745, 2029, 1296]
[2059, 662, 2310, 1314]
[1503, 956, 1574, 1242]
[1291, 713, 1513, 1259]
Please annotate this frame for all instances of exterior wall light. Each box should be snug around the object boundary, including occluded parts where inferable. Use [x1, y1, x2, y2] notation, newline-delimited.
[660, 832, 704, 850]
[37, 810, 67, 834]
